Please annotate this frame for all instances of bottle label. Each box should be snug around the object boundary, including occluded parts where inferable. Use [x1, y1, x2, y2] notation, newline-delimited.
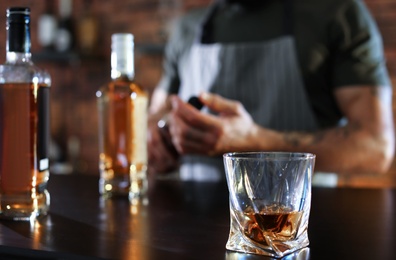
[37, 85, 50, 171]
[132, 95, 148, 167]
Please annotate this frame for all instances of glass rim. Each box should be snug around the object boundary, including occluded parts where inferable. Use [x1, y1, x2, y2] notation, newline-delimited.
[223, 151, 316, 160]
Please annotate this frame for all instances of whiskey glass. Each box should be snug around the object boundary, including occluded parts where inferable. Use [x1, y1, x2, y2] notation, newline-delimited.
[223, 152, 315, 258]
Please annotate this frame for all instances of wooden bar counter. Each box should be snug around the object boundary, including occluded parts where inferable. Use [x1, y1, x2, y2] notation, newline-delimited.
[0, 174, 395, 260]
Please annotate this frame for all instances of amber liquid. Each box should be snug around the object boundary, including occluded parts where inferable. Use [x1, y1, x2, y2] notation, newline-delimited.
[97, 78, 148, 198]
[0, 83, 50, 220]
[242, 205, 303, 246]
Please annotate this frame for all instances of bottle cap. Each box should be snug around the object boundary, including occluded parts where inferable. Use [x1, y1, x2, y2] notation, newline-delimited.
[6, 7, 31, 53]
[111, 33, 134, 52]
[6, 7, 30, 21]
[111, 33, 134, 78]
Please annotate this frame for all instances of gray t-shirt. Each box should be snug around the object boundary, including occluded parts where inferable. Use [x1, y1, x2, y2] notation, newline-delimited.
[158, 0, 390, 128]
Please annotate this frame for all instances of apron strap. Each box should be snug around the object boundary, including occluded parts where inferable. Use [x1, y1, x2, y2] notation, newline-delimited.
[200, 2, 221, 43]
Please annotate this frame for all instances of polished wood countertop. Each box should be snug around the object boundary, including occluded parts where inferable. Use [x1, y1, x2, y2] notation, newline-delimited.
[0, 174, 395, 260]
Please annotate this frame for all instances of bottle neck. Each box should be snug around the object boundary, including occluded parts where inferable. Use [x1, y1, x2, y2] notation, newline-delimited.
[6, 7, 31, 63]
[111, 49, 134, 80]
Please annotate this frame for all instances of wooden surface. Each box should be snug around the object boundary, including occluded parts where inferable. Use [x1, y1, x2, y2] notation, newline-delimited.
[0, 174, 395, 260]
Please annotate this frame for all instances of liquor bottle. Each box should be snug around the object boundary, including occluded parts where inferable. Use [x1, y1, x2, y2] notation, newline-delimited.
[96, 33, 148, 199]
[0, 7, 51, 220]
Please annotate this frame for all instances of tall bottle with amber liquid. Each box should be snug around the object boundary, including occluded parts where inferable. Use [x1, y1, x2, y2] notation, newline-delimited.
[0, 7, 51, 220]
[97, 33, 148, 199]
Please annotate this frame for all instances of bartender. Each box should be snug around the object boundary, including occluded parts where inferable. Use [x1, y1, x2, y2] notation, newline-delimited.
[148, 0, 394, 186]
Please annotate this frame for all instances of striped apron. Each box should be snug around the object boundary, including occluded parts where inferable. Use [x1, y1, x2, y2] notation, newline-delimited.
[176, 2, 337, 186]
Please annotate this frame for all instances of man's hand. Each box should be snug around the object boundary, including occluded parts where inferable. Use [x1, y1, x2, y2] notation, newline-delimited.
[147, 92, 180, 174]
[168, 92, 258, 155]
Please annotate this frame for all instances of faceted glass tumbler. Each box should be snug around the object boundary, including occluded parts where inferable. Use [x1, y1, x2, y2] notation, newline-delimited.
[223, 152, 315, 258]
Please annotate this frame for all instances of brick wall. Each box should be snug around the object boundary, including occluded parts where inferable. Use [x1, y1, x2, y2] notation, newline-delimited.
[0, 0, 395, 187]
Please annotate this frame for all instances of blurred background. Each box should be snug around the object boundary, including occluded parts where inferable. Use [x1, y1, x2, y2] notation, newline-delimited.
[0, 0, 394, 187]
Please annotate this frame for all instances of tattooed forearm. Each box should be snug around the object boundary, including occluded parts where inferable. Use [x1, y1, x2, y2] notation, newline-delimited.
[283, 121, 362, 148]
